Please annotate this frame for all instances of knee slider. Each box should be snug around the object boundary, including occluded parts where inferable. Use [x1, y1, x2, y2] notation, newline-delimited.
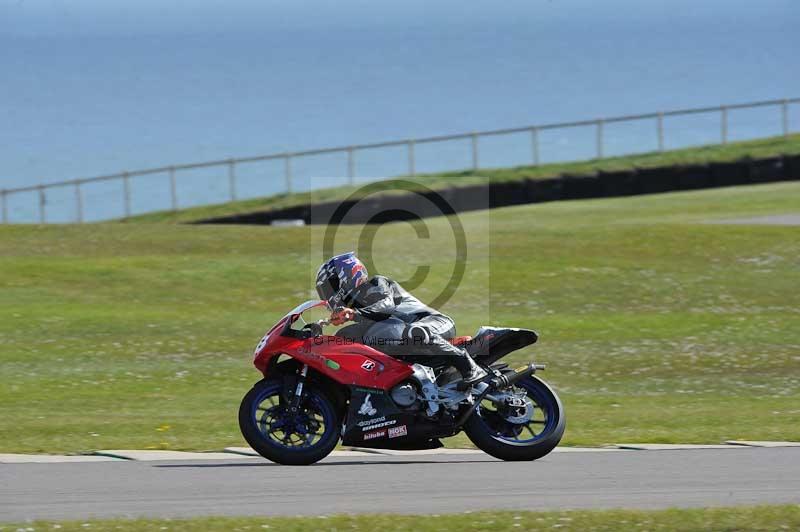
[405, 324, 430, 345]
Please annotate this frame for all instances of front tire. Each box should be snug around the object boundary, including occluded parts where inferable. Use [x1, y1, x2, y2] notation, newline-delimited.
[239, 378, 340, 465]
[464, 375, 565, 461]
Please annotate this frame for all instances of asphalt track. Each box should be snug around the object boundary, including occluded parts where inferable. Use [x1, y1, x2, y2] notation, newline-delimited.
[3, 448, 799, 522]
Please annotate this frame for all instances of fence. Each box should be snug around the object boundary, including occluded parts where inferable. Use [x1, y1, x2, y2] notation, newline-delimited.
[1, 97, 798, 224]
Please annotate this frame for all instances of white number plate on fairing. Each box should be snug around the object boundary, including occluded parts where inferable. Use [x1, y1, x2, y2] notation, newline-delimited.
[254, 333, 270, 357]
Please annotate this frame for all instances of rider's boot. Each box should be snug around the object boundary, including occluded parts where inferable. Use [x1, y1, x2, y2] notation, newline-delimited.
[405, 324, 487, 385]
[455, 354, 488, 385]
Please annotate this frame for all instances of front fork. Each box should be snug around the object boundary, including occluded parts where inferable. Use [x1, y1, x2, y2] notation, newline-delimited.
[288, 364, 309, 413]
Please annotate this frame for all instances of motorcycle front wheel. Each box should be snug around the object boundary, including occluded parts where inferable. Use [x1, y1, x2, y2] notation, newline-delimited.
[238, 378, 340, 465]
[464, 375, 565, 461]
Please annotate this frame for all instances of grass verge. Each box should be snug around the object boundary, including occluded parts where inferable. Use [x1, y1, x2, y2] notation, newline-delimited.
[5, 505, 800, 531]
[125, 133, 800, 224]
[1, 182, 799, 452]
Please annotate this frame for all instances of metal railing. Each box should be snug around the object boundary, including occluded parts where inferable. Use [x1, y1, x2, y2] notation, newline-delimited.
[1, 97, 797, 224]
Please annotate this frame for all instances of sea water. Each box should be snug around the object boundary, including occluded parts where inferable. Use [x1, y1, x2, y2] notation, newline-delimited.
[1, 0, 797, 221]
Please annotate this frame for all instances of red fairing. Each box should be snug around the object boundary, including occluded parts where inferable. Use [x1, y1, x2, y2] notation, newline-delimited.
[253, 313, 414, 391]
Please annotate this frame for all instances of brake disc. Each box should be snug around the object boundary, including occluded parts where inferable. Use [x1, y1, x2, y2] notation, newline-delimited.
[502, 395, 535, 424]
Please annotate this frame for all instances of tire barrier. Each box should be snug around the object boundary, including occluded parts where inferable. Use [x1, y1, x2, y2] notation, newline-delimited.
[196, 154, 800, 225]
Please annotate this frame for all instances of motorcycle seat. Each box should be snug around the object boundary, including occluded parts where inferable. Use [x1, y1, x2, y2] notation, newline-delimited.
[464, 326, 538, 364]
[447, 335, 473, 347]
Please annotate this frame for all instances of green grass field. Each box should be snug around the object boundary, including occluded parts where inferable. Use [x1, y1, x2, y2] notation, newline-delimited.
[6, 505, 800, 531]
[127, 133, 800, 224]
[1, 182, 799, 453]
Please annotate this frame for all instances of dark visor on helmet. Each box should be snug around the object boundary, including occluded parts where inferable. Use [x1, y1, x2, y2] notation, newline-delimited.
[316, 275, 340, 303]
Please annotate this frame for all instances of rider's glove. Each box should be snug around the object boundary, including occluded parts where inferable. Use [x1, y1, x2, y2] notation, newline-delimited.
[331, 307, 356, 326]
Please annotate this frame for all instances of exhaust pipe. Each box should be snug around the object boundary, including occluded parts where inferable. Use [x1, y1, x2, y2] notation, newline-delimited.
[490, 362, 540, 389]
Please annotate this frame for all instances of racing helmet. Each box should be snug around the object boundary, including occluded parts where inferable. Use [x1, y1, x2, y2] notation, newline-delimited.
[315, 252, 368, 308]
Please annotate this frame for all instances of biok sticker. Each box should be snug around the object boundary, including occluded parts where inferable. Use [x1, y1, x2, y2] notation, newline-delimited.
[388, 425, 407, 439]
[361, 360, 375, 371]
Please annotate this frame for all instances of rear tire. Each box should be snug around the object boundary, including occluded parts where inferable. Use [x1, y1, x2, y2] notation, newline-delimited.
[239, 378, 340, 465]
[464, 375, 565, 461]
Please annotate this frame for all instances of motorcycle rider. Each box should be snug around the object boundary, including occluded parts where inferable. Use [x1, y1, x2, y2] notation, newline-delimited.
[315, 252, 487, 383]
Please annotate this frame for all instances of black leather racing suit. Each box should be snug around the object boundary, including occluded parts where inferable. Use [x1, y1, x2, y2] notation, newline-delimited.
[336, 275, 474, 375]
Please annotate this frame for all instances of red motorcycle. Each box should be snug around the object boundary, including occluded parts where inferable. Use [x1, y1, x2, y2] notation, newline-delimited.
[239, 300, 565, 465]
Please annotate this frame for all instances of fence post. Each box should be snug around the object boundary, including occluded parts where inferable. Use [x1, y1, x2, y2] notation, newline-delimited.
[228, 159, 237, 201]
[530, 127, 540, 166]
[471, 132, 479, 171]
[657, 113, 665, 152]
[284, 153, 293, 193]
[347, 147, 355, 185]
[782, 99, 789, 138]
[123, 172, 131, 218]
[169, 167, 178, 211]
[720, 106, 728, 144]
[1, 190, 7, 224]
[75, 182, 83, 224]
[596, 119, 604, 159]
[38, 186, 46, 223]
[407, 140, 416, 177]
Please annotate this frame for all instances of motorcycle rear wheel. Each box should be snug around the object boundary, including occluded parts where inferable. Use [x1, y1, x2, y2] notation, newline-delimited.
[464, 375, 565, 461]
[239, 378, 340, 465]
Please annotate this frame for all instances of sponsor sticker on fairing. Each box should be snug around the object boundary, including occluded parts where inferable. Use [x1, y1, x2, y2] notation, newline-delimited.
[354, 387, 383, 395]
[357, 394, 377, 417]
[360, 419, 396, 432]
[388, 425, 407, 439]
[363, 429, 386, 440]
[357, 416, 385, 427]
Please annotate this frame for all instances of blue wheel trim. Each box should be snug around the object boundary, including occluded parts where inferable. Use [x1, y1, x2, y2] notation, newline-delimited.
[475, 378, 559, 445]
[249, 381, 336, 453]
